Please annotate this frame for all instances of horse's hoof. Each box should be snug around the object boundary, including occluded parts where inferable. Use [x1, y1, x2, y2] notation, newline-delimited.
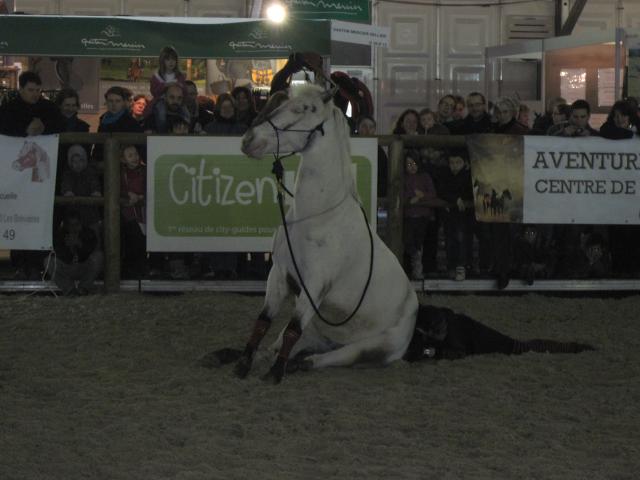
[234, 357, 252, 379]
[286, 356, 313, 374]
[199, 348, 243, 369]
[261, 366, 284, 384]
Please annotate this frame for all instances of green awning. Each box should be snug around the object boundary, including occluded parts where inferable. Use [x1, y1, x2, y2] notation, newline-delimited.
[0, 15, 332, 58]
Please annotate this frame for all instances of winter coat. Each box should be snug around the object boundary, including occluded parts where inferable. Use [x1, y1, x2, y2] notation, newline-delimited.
[0, 95, 65, 136]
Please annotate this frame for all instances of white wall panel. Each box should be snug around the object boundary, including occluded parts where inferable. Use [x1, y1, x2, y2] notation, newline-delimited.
[125, 0, 182, 17]
[573, 0, 616, 34]
[61, 0, 120, 15]
[14, 0, 58, 14]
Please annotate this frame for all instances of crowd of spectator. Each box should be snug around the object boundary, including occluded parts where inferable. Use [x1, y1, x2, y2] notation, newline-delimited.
[1, 47, 640, 294]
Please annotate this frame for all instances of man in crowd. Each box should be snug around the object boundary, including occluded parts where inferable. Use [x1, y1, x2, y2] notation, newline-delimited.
[0, 71, 65, 136]
[184, 80, 214, 132]
[0, 71, 65, 279]
[548, 99, 599, 137]
[144, 83, 191, 134]
[451, 92, 492, 135]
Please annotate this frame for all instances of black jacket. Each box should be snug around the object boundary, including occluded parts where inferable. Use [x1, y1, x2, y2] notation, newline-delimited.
[599, 120, 634, 140]
[0, 95, 65, 136]
[53, 225, 98, 264]
[451, 113, 493, 135]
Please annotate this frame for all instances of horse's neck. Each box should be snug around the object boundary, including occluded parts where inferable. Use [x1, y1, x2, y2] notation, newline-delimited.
[292, 120, 355, 218]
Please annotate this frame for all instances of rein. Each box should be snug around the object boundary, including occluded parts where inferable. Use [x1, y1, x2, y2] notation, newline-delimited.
[267, 118, 375, 328]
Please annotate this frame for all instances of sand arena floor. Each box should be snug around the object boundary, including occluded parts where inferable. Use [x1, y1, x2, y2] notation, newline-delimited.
[1, 292, 639, 479]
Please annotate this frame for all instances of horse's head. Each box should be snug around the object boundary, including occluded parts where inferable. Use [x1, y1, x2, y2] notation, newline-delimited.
[503, 189, 512, 199]
[241, 84, 337, 158]
[12, 142, 38, 171]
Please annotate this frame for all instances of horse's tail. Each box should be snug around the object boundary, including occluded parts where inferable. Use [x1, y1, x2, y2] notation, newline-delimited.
[512, 338, 595, 355]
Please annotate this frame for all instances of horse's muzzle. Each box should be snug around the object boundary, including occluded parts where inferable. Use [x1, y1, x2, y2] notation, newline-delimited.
[241, 128, 266, 158]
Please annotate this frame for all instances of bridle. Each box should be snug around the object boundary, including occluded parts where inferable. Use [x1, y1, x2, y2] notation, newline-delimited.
[263, 99, 375, 328]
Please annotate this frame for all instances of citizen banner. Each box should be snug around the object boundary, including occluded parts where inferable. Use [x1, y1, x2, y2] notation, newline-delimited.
[0, 134, 59, 250]
[467, 135, 640, 224]
[146, 136, 377, 252]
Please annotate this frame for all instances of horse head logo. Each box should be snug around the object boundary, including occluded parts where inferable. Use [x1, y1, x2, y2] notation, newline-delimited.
[101, 25, 121, 38]
[12, 141, 50, 183]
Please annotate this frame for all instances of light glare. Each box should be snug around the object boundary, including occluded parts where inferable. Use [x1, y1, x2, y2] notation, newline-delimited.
[266, 3, 287, 23]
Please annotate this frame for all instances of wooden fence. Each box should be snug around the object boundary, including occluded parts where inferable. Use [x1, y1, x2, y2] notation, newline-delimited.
[57, 132, 466, 293]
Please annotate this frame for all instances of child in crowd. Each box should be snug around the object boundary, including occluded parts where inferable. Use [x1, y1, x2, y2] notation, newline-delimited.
[440, 152, 474, 281]
[60, 144, 102, 231]
[150, 46, 186, 100]
[403, 155, 441, 280]
[120, 145, 147, 278]
[512, 224, 555, 285]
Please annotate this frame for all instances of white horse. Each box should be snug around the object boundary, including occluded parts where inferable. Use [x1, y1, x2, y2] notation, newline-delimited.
[235, 85, 418, 383]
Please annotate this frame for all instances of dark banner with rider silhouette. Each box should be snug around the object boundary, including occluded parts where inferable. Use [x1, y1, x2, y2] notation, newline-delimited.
[0, 134, 59, 250]
[467, 135, 640, 224]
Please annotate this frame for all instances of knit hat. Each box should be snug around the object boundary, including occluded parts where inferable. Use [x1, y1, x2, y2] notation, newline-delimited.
[67, 144, 88, 167]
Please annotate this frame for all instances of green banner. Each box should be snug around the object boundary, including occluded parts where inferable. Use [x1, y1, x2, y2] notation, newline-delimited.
[286, 0, 371, 23]
[0, 16, 331, 58]
[147, 137, 377, 252]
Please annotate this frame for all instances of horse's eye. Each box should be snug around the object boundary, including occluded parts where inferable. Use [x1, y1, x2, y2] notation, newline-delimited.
[311, 105, 317, 113]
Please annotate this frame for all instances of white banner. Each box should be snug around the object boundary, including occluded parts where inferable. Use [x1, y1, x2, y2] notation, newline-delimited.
[524, 136, 640, 224]
[0, 134, 59, 250]
[331, 20, 389, 47]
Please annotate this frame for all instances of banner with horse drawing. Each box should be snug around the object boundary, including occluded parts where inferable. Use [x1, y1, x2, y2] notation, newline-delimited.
[467, 135, 640, 224]
[146, 136, 377, 252]
[0, 134, 59, 250]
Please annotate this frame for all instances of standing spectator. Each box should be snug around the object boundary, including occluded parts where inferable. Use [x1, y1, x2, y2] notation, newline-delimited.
[60, 144, 102, 231]
[120, 145, 147, 278]
[392, 108, 423, 135]
[232, 86, 257, 127]
[403, 155, 442, 280]
[435, 95, 456, 129]
[0, 71, 65, 280]
[451, 92, 492, 135]
[547, 99, 599, 137]
[144, 83, 191, 134]
[48, 209, 103, 296]
[204, 94, 247, 135]
[531, 96, 566, 135]
[56, 89, 89, 133]
[130, 94, 148, 128]
[490, 97, 529, 289]
[183, 80, 214, 133]
[356, 115, 388, 199]
[94, 86, 142, 168]
[600, 100, 635, 140]
[0, 71, 65, 136]
[518, 103, 531, 129]
[440, 153, 474, 281]
[452, 95, 466, 121]
[547, 103, 571, 133]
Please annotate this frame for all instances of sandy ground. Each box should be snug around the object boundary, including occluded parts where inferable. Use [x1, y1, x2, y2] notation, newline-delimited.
[1, 292, 639, 480]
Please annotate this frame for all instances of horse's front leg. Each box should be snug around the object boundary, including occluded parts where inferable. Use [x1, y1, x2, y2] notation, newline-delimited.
[234, 266, 289, 379]
[261, 282, 324, 384]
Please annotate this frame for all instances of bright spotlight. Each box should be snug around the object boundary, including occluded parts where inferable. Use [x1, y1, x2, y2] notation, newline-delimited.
[266, 2, 287, 23]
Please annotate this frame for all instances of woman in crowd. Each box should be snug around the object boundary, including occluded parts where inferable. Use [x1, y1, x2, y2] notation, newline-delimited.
[204, 93, 247, 135]
[232, 86, 257, 127]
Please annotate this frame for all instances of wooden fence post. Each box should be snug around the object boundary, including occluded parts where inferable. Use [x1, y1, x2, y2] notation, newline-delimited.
[103, 137, 120, 293]
[388, 138, 405, 262]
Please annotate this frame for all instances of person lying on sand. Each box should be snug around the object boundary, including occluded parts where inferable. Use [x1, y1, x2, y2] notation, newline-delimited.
[403, 304, 594, 362]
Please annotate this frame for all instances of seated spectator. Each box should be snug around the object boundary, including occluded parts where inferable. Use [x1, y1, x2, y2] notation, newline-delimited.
[130, 94, 148, 127]
[532, 96, 566, 135]
[356, 115, 388, 198]
[120, 145, 147, 278]
[60, 144, 102, 230]
[403, 155, 442, 280]
[512, 224, 555, 285]
[56, 88, 90, 133]
[0, 71, 65, 136]
[144, 83, 191, 134]
[547, 99, 599, 137]
[600, 100, 636, 140]
[439, 152, 474, 281]
[48, 209, 103, 296]
[204, 93, 247, 135]
[232, 86, 258, 127]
